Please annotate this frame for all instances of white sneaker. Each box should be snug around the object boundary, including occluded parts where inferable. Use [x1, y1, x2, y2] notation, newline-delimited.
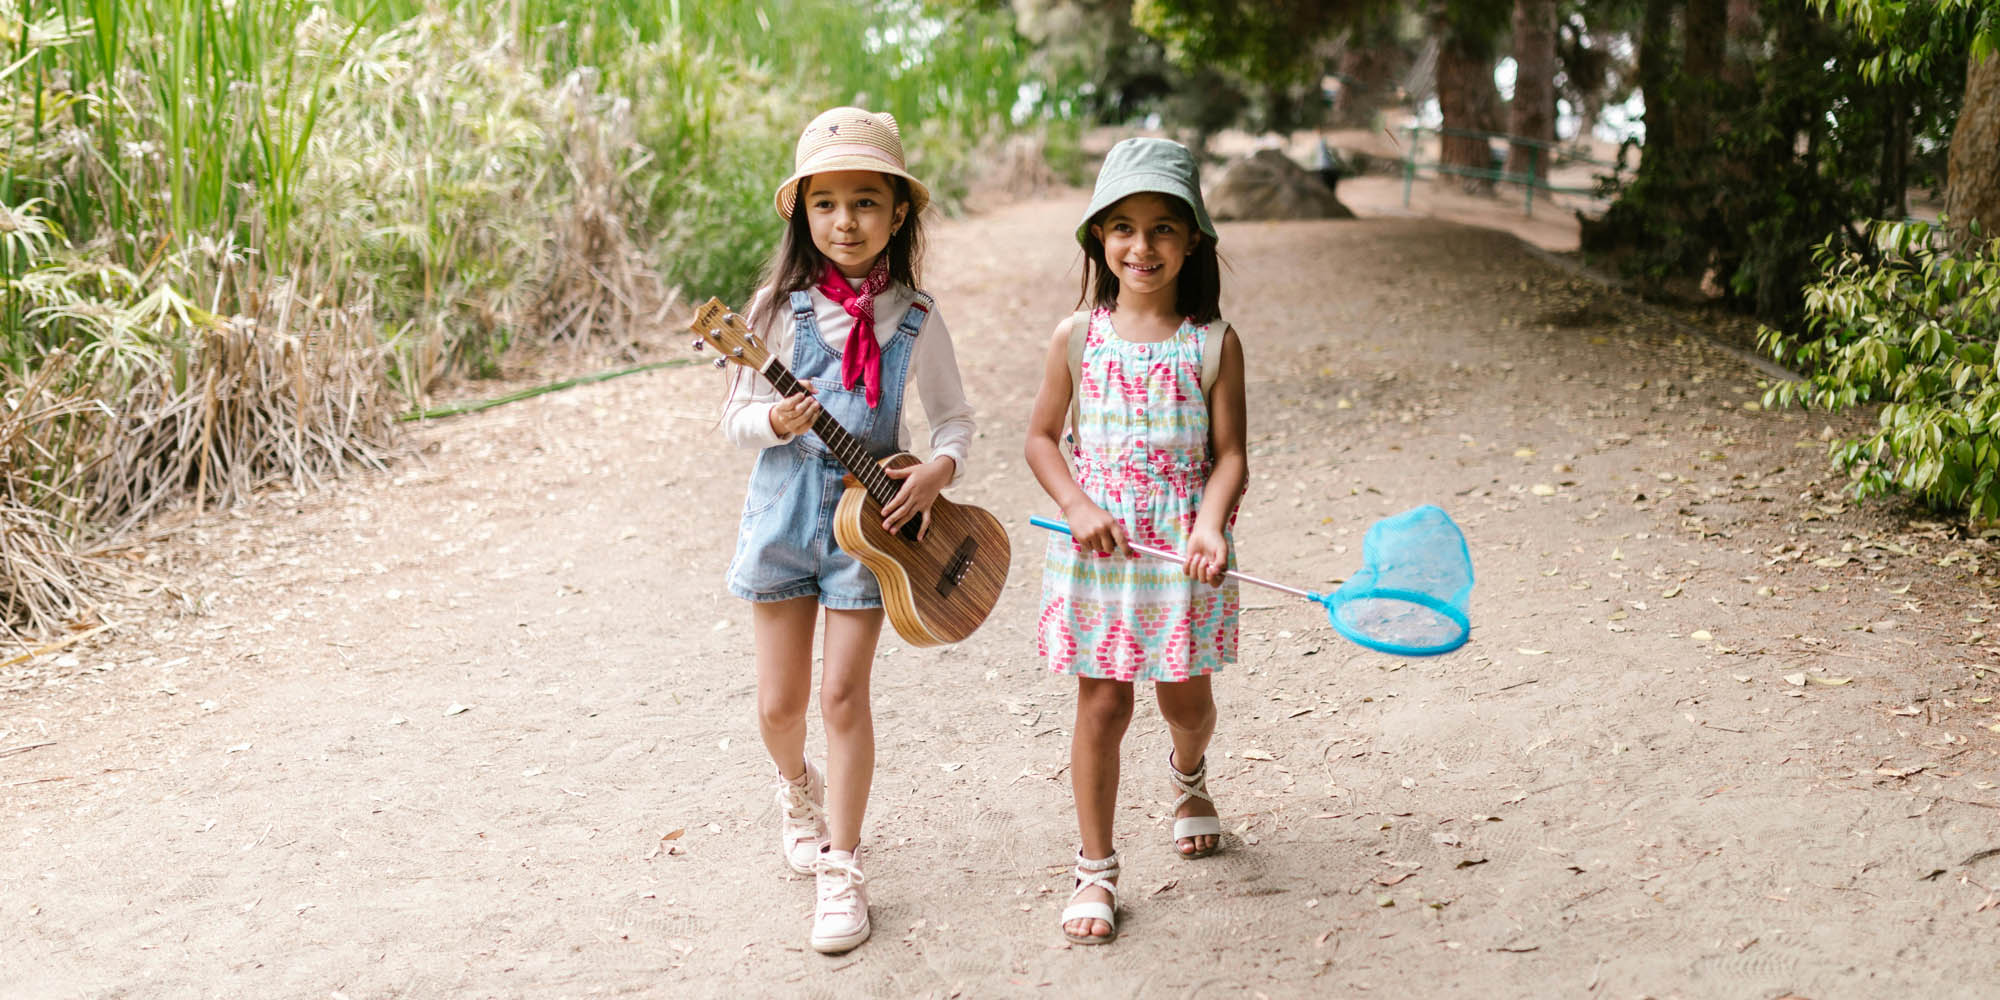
[775, 761, 827, 874]
[810, 848, 870, 954]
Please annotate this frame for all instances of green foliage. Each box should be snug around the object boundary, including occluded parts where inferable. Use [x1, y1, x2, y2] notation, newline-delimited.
[1131, 0, 1365, 87]
[1811, 0, 1999, 73]
[1761, 221, 2000, 521]
[0, 0, 1061, 630]
[1586, 0, 1967, 324]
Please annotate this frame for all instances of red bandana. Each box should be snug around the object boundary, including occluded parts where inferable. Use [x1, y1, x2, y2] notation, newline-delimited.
[816, 257, 892, 407]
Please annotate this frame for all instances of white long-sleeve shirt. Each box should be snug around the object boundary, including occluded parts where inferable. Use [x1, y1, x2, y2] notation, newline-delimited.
[721, 284, 975, 482]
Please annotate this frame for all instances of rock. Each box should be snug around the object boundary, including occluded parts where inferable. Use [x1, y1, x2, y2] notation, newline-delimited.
[1206, 149, 1356, 222]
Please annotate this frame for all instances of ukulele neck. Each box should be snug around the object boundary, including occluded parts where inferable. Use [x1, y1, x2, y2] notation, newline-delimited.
[763, 363, 900, 508]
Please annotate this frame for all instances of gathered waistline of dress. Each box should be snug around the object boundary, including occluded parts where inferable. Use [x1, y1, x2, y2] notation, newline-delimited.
[1073, 449, 1210, 488]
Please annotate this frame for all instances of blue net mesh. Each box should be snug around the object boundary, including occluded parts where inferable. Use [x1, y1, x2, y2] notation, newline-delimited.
[1322, 505, 1473, 655]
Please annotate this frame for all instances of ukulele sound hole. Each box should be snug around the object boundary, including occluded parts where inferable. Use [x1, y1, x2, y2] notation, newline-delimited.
[935, 537, 978, 598]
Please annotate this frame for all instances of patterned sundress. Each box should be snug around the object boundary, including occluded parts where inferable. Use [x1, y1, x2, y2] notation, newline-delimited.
[1037, 308, 1239, 682]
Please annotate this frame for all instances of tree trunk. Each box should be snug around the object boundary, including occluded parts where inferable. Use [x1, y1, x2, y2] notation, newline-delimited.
[1677, 0, 1726, 142]
[1882, 93, 1909, 220]
[1436, 31, 1500, 188]
[1721, 0, 1761, 87]
[1505, 0, 1557, 182]
[1332, 40, 1407, 129]
[1946, 51, 2000, 244]
[1637, 0, 1679, 152]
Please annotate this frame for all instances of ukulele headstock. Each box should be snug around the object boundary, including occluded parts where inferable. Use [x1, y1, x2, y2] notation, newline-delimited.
[688, 297, 772, 372]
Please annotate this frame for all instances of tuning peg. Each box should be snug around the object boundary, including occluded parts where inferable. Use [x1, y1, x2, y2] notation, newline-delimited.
[731, 347, 744, 357]
[689, 338, 706, 351]
[711, 357, 728, 369]
[724, 312, 740, 326]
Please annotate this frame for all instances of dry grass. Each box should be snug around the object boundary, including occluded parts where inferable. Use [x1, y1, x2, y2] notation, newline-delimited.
[0, 353, 105, 636]
[89, 285, 394, 539]
[530, 75, 679, 355]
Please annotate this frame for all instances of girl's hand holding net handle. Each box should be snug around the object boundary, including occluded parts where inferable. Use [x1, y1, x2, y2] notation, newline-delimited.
[1054, 502, 1127, 556]
[1030, 516, 1310, 598]
[1184, 524, 1229, 587]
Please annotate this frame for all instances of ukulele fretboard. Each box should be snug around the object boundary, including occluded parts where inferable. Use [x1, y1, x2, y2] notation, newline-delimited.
[763, 363, 901, 509]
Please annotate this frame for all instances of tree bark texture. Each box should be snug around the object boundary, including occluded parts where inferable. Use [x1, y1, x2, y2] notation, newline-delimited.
[1946, 51, 2000, 244]
[1637, 0, 1679, 153]
[1436, 33, 1501, 187]
[1332, 41, 1409, 128]
[1677, 0, 1726, 143]
[1505, 0, 1557, 182]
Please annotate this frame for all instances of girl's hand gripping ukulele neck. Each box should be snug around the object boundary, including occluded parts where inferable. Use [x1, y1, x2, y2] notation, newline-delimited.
[692, 298, 1010, 646]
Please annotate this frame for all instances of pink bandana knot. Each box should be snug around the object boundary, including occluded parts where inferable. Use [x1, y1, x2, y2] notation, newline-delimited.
[817, 257, 892, 407]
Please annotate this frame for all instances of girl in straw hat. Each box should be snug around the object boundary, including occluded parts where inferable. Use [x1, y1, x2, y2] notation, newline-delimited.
[1024, 137, 1248, 944]
[719, 106, 975, 954]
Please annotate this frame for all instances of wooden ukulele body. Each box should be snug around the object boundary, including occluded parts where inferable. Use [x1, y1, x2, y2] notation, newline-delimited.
[832, 453, 1010, 647]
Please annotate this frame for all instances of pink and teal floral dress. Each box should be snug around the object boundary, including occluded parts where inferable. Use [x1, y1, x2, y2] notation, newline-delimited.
[1037, 308, 1239, 682]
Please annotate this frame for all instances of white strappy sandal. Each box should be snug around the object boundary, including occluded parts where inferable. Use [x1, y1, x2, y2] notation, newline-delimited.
[1060, 851, 1121, 945]
[1168, 751, 1223, 859]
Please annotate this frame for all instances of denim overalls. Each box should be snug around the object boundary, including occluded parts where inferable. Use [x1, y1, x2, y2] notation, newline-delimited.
[726, 289, 928, 609]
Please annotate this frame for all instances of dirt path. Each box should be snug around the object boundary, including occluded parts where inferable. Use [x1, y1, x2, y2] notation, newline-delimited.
[5, 193, 1999, 999]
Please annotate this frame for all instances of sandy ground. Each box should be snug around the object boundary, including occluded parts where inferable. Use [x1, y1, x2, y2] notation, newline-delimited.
[5, 186, 2000, 1000]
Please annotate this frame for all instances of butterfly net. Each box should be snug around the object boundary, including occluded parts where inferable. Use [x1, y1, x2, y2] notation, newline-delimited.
[1322, 505, 1473, 655]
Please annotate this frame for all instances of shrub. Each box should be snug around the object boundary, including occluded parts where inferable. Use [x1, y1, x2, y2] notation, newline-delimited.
[1761, 220, 2000, 521]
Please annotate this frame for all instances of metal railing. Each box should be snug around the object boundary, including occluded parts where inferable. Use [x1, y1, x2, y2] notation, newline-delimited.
[1398, 124, 1623, 217]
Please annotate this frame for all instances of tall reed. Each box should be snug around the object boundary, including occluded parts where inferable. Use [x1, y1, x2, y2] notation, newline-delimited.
[0, 0, 1055, 637]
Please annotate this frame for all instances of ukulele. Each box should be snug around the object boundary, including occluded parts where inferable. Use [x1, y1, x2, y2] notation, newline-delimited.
[690, 297, 1010, 646]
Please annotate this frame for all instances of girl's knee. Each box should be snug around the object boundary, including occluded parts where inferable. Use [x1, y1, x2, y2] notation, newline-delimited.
[1077, 681, 1136, 728]
[819, 676, 872, 726]
[1155, 685, 1217, 730]
[758, 688, 810, 732]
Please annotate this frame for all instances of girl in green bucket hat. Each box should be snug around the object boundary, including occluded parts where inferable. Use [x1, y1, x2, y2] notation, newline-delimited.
[1024, 136, 1250, 945]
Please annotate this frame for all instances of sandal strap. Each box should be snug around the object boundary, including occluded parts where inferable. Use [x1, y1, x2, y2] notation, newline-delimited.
[1167, 751, 1213, 811]
[1061, 901, 1116, 926]
[1070, 851, 1120, 901]
[1174, 815, 1224, 841]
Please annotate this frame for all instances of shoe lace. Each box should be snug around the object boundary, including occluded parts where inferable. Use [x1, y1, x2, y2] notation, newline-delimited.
[775, 774, 824, 827]
[814, 853, 865, 893]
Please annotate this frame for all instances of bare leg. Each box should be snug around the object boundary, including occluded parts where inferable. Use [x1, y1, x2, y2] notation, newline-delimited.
[1066, 676, 1134, 941]
[1155, 676, 1219, 856]
[753, 598, 820, 780]
[819, 606, 884, 853]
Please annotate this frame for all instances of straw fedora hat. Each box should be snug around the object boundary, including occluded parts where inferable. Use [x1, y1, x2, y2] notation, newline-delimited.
[773, 106, 931, 220]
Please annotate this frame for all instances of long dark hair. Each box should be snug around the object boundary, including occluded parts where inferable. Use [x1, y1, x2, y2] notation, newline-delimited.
[747, 173, 926, 337]
[1076, 193, 1221, 324]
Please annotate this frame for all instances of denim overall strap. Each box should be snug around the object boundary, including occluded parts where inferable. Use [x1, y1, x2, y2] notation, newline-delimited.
[788, 288, 922, 461]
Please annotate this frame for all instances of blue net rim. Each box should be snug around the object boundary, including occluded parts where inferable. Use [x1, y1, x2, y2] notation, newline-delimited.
[1324, 587, 1470, 656]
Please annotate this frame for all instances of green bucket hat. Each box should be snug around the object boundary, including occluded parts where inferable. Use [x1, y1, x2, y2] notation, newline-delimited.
[1076, 137, 1217, 246]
